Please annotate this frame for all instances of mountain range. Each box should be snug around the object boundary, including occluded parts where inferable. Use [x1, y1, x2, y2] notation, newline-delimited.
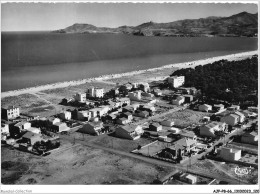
[53, 11, 258, 37]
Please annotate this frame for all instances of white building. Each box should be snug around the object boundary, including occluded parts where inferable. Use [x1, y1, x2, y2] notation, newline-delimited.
[199, 104, 212, 112]
[77, 110, 91, 121]
[74, 93, 86, 103]
[128, 91, 142, 101]
[218, 147, 241, 162]
[115, 124, 143, 140]
[233, 111, 245, 123]
[200, 121, 227, 137]
[172, 96, 185, 105]
[1, 106, 20, 120]
[220, 114, 239, 126]
[59, 111, 72, 120]
[87, 87, 104, 98]
[180, 173, 197, 184]
[167, 76, 185, 88]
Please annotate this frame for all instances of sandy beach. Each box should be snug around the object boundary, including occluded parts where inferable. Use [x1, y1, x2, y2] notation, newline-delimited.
[1, 50, 257, 98]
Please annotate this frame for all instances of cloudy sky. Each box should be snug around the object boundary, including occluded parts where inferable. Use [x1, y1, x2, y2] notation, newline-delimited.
[1, 2, 258, 31]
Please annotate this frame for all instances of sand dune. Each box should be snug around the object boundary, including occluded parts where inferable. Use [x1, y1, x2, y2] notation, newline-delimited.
[1, 50, 257, 98]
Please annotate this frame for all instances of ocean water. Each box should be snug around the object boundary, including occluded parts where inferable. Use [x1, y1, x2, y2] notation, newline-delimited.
[1, 32, 258, 92]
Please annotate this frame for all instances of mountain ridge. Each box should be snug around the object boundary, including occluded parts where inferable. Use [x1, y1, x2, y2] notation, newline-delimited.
[53, 12, 258, 37]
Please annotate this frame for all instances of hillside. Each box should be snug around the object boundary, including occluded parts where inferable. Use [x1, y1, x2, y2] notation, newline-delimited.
[53, 12, 258, 37]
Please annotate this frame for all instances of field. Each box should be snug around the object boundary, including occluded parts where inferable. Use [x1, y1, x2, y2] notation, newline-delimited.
[1, 138, 175, 185]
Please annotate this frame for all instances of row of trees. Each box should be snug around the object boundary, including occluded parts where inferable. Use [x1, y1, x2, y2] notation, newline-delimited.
[171, 55, 258, 107]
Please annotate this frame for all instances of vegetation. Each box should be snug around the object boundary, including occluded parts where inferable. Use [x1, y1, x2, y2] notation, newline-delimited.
[171, 55, 258, 108]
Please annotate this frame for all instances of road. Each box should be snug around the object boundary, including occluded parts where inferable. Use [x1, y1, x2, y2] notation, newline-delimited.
[59, 133, 247, 184]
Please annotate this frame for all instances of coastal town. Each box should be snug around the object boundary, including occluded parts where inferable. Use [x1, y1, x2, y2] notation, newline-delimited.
[1, 54, 258, 186]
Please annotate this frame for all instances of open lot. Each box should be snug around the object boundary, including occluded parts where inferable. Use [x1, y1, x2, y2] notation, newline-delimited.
[1, 138, 174, 184]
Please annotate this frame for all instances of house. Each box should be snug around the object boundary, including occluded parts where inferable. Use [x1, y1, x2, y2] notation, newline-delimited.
[48, 117, 61, 125]
[149, 123, 162, 132]
[59, 111, 72, 120]
[140, 104, 156, 112]
[119, 83, 133, 93]
[27, 127, 41, 134]
[200, 121, 227, 137]
[128, 91, 142, 101]
[217, 147, 241, 162]
[131, 82, 139, 88]
[242, 110, 254, 118]
[248, 106, 258, 113]
[117, 98, 131, 107]
[78, 121, 103, 135]
[134, 110, 149, 118]
[183, 95, 193, 103]
[52, 122, 69, 133]
[116, 117, 131, 125]
[158, 135, 168, 142]
[74, 93, 86, 103]
[115, 124, 143, 140]
[77, 110, 91, 121]
[139, 83, 150, 92]
[181, 131, 197, 141]
[1, 123, 9, 140]
[122, 104, 139, 113]
[172, 96, 185, 105]
[160, 119, 174, 127]
[89, 107, 108, 118]
[213, 104, 225, 112]
[87, 87, 104, 98]
[241, 132, 258, 145]
[199, 104, 212, 112]
[189, 87, 197, 95]
[167, 76, 185, 88]
[1, 106, 20, 120]
[142, 92, 154, 98]
[22, 131, 42, 145]
[14, 121, 31, 131]
[107, 113, 117, 121]
[220, 114, 239, 126]
[163, 138, 196, 159]
[180, 173, 197, 184]
[227, 105, 240, 111]
[233, 111, 245, 123]
[122, 112, 133, 120]
[153, 89, 162, 96]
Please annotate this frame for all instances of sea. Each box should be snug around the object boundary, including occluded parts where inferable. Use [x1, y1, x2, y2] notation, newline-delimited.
[1, 32, 258, 92]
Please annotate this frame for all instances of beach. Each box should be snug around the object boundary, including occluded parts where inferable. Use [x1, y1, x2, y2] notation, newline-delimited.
[1, 50, 257, 99]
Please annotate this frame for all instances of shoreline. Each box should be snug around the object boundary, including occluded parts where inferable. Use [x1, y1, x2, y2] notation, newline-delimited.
[1, 50, 257, 98]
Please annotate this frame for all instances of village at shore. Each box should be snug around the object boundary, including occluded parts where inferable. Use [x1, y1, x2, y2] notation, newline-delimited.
[1, 51, 258, 185]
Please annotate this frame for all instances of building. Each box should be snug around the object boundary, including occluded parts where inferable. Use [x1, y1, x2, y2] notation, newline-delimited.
[79, 121, 103, 135]
[213, 104, 225, 112]
[181, 131, 197, 141]
[149, 123, 162, 131]
[134, 110, 149, 118]
[115, 124, 143, 140]
[77, 110, 91, 121]
[74, 93, 86, 103]
[122, 112, 133, 120]
[14, 121, 31, 131]
[117, 98, 131, 107]
[218, 147, 241, 162]
[140, 104, 156, 112]
[139, 83, 150, 92]
[128, 91, 142, 101]
[107, 113, 117, 122]
[200, 121, 227, 137]
[199, 104, 212, 112]
[142, 92, 154, 98]
[59, 111, 72, 120]
[183, 95, 193, 103]
[163, 138, 197, 159]
[233, 111, 245, 123]
[153, 89, 162, 96]
[160, 119, 175, 127]
[167, 76, 185, 88]
[172, 96, 185, 105]
[52, 122, 69, 133]
[248, 106, 258, 113]
[87, 87, 104, 98]
[241, 132, 258, 145]
[227, 105, 240, 111]
[1, 123, 9, 140]
[22, 131, 42, 145]
[180, 173, 197, 184]
[27, 127, 41, 134]
[131, 82, 139, 88]
[116, 117, 131, 125]
[220, 114, 239, 126]
[1, 106, 20, 120]
[48, 117, 61, 125]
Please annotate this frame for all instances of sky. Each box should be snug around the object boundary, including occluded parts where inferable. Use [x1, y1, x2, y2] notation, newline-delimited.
[1, 2, 258, 31]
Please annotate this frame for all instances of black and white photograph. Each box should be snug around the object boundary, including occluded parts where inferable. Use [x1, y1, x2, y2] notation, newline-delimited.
[1, 1, 258, 193]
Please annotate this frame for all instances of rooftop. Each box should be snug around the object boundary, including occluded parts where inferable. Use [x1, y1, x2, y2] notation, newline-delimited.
[22, 131, 41, 139]
[119, 124, 140, 133]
